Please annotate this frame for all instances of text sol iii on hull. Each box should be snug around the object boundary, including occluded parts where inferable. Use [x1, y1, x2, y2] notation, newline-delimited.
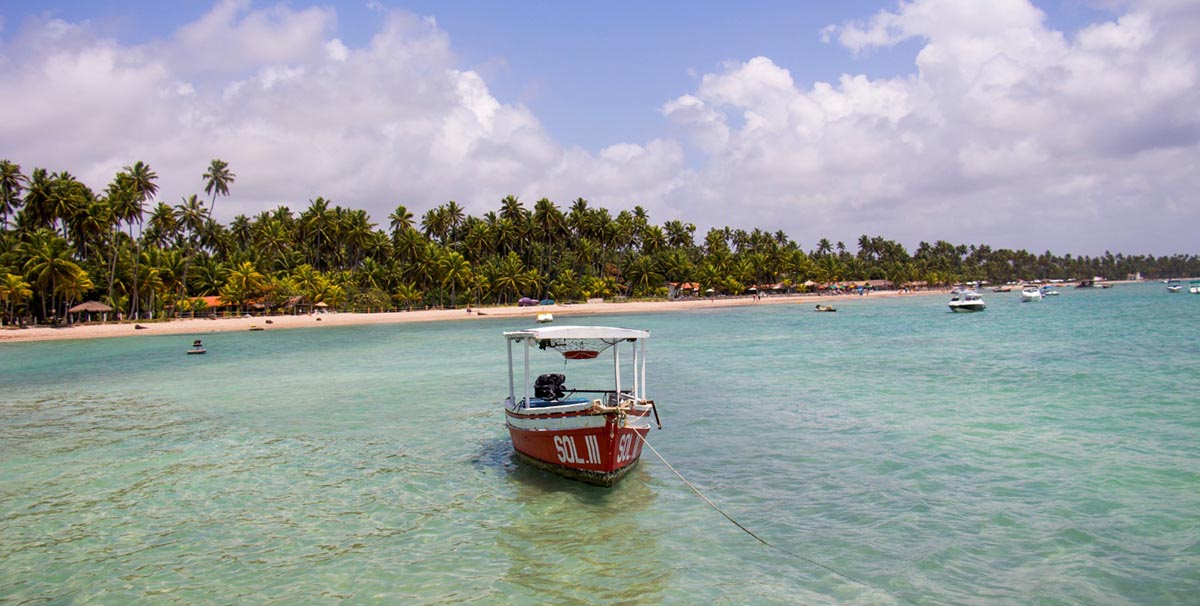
[503, 326, 660, 487]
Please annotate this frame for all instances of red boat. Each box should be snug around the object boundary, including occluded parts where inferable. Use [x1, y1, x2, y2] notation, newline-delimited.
[503, 326, 660, 487]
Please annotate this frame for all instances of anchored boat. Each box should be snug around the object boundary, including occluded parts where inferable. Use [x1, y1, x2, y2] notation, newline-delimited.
[1020, 286, 1043, 302]
[502, 325, 659, 487]
[948, 290, 986, 312]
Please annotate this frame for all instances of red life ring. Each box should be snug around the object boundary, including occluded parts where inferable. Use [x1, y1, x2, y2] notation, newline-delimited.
[563, 350, 600, 360]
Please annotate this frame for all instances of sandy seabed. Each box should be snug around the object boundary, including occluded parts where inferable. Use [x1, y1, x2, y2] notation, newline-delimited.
[0, 290, 948, 344]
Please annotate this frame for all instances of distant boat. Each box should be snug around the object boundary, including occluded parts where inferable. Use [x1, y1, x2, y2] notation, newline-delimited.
[1076, 279, 1095, 288]
[1041, 285, 1060, 296]
[536, 312, 554, 323]
[1190, 281, 1200, 294]
[1020, 286, 1043, 302]
[249, 325, 265, 331]
[948, 290, 986, 312]
[503, 326, 658, 487]
[814, 304, 837, 312]
[1167, 280, 1182, 293]
[187, 339, 206, 355]
[991, 286, 1012, 293]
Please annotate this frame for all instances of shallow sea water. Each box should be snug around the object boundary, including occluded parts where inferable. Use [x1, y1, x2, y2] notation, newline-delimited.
[2, 282, 1198, 605]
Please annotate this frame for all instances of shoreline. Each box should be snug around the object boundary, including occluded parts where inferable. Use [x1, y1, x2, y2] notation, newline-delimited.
[0, 289, 950, 344]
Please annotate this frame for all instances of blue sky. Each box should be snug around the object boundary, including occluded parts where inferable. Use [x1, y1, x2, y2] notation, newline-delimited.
[3, 1, 1107, 150]
[2, 1, 1197, 255]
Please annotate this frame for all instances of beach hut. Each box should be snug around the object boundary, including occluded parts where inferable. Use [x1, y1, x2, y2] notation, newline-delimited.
[282, 295, 312, 315]
[68, 301, 114, 323]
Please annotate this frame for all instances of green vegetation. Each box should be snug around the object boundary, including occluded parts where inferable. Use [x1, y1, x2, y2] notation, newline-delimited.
[2, 157, 1197, 325]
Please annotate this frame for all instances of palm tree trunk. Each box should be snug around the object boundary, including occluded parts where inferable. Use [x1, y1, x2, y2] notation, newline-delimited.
[129, 225, 140, 319]
[107, 227, 118, 305]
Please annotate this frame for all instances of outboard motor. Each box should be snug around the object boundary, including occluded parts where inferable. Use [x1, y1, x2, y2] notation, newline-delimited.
[534, 373, 566, 400]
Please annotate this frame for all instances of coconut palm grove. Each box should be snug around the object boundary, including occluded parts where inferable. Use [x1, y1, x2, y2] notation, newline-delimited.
[1, 157, 1197, 325]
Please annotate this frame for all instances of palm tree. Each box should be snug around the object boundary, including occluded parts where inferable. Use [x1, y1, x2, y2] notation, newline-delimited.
[394, 227, 425, 264]
[815, 238, 833, 257]
[443, 201, 465, 242]
[20, 168, 55, 232]
[120, 161, 156, 319]
[622, 254, 662, 297]
[299, 198, 334, 270]
[338, 208, 374, 269]
[67, 197, 109, 261]
[145, 202, 180, 249]
[663, 220, 695, 250]
[174, 194, 208, 300]
[567, 198, 590, 237]
[439, 250, 471, 308]
[1, 272, 33, 325]
[388, 204, 414, 238]
[490, 252, 528, 304]
[220, 260, 265, 313]
[392, 282, 423, 311]
[549, 268, 581, 301]
[47, 171, 89, 241]
[697, 263, 723, 296]
[0, 160, 27, 228]
[57, 268, 95, 322]
[22, 230, 85, 322]
[421, 206, 450, 244]
[202, 159, 235, 220]
[531, 197, 564, 294]
[499, 195, 527, 224]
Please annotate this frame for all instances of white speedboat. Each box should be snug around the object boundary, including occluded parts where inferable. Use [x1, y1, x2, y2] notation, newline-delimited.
[1040, 285, 1060, 296]
[1020, 286, 1043, 302]
[1167, 280, 1182, 293]
[536, 312, 554, 323]
[948, 290, 986, 312]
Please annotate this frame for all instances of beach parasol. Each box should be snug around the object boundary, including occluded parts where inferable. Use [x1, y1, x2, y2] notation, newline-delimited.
[68, 301, 114, 313]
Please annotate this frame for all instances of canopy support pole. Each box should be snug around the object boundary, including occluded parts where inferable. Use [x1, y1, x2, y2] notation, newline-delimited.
[613, 340, 621, 403]
[640, 339, 647, 401]
[523, 338, 531, 408]
[507, 337, 515, 404]
[632, 339, 639, 402]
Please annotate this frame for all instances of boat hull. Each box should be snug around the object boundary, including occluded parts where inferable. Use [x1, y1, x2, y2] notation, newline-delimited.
[949, 303, 986, 312]
[506, 401, 653, 487]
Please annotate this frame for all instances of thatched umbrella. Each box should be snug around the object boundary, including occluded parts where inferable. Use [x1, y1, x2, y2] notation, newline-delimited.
[68, 300, 114, 323]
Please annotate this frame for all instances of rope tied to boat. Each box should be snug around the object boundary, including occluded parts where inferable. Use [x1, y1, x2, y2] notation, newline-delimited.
[634, 432, 924, 606]
[589, 400, 631, 427]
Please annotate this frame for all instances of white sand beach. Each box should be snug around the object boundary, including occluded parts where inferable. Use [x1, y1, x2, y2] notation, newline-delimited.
[0, 289, 947, 344]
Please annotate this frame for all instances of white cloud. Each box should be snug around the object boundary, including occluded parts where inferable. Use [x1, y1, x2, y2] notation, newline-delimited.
[659, 0, 1200, 253]
[0, 1, 682, 224]
[0, 0, 1197, 255]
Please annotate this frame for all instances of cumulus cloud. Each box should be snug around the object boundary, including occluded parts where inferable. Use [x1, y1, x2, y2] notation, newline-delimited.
[663, 0, 1200, 253]
[0, 0, 683, 223]
[1, 0, 1197, 254]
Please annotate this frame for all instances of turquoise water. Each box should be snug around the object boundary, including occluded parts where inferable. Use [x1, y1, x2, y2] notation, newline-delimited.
[2, 283, 1198, 605]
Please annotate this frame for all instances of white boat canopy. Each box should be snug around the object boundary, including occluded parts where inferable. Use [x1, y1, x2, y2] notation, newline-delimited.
[504, 325, 649, 342]
[505, 325, 651, 408]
